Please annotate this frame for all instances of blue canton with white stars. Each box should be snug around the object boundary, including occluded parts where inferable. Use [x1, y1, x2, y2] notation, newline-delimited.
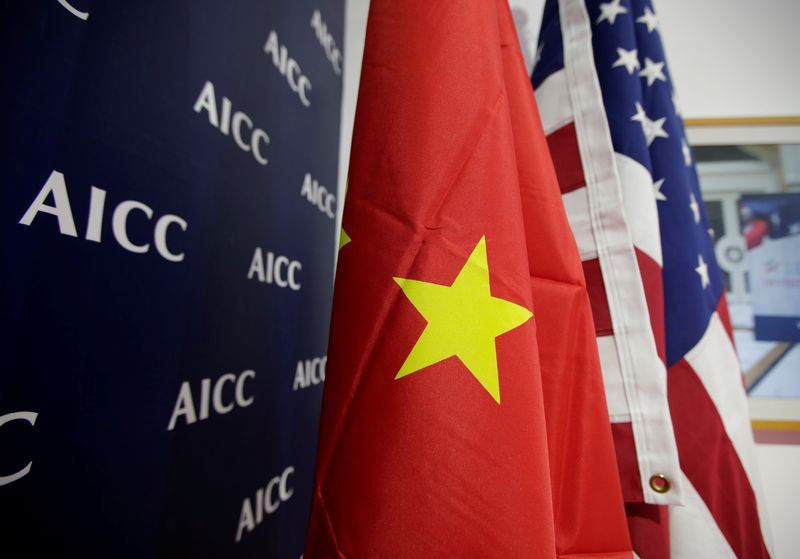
[532, 0, 726, 367]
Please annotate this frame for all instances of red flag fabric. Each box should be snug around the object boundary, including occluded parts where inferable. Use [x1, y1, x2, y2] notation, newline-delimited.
[305, 1, 631, 556]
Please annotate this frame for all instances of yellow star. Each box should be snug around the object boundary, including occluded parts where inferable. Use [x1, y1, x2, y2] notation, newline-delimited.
[394, 236, 532, 403]
[339, 228, 351, 250]
[339, 178, 351, 250]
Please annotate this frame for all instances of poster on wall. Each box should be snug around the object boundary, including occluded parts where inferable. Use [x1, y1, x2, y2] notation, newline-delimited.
[740, 193, 800, 342]
[0, 1, 343, 557]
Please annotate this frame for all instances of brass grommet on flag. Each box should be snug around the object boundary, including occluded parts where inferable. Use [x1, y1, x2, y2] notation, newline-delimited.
[649, 474, 671, 493]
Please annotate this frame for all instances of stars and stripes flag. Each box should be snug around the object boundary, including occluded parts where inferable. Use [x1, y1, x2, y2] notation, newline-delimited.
[531, 0, 772, 557]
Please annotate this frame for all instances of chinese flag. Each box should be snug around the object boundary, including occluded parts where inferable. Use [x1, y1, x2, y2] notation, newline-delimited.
[305, 1, 631, 557]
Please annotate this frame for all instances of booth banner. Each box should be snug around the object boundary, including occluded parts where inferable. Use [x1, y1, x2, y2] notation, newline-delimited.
[0, 1, 343, 557]
[740, 193, 800, 342]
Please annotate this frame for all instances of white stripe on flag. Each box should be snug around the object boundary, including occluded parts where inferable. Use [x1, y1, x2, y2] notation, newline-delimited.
[670, 473, 736, 559]
[615, 153, 663, 266]
[597, 335, 630, 422]
[534, 69, 573, 135]
[562, 186, 597, 261]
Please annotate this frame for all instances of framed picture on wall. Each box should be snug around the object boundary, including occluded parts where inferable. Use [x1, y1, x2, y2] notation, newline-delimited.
[687, 116, 800, 444]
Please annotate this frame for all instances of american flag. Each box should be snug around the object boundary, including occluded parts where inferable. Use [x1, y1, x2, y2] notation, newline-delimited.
[531, 0, 771, 557]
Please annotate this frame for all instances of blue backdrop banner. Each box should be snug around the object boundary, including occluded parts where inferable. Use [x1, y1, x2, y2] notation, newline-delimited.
[0, 1, 343, 556]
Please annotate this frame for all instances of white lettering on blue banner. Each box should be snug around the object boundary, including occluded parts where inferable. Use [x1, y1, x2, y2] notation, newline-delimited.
[236, 465, 295, 543]
[193, 80, 270, 166]
[264, 30, 312, 107]
[167, 369, 256, 431]
[300, 173, 336, 219]
[0, 412, 38, 486]
[310, 9, 342, 75]
[293, 356, 326, 390]
[19, 170, 188, 262]
[247, 248, 302, 291]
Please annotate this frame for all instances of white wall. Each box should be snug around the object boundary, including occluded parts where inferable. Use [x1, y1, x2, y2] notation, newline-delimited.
[658, 0, 800, 120]
[755, 444, 800, 558]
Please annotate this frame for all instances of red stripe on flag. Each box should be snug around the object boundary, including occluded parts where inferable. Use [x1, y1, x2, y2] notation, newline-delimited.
[546, 122, 585, 194]
[610, 422, 644, 502]
[581, 258, 613, 336]
[624, 503, 670, 559]
[634, 248, 665, 363]
[668, 359, 770, 559]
